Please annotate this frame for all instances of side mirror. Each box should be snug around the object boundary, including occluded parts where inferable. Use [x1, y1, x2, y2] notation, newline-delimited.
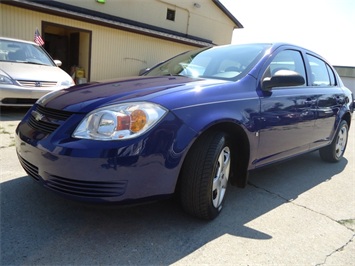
[54, 60, 62, 67]
[139, 68, 150, 75]
[262, 70, 305, 91]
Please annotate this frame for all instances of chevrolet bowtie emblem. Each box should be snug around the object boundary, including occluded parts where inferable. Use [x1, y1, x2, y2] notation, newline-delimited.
[31, 110, 44, 121]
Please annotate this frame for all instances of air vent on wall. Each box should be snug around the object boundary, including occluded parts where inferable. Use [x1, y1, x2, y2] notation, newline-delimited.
[166, 9, 176, 21]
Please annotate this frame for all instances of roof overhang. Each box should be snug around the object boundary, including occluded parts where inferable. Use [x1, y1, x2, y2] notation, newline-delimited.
[3, 0, 224, 47]
[212, 0, 243, 29]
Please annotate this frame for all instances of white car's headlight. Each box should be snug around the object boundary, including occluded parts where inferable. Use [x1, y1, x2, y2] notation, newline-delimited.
[0, 74, 13, 85]
[73, 102, 167, 140]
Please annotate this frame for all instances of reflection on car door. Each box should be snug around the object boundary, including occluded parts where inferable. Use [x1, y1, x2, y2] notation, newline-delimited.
[255, 49, 318, 167]
[306, 54, 345, 149]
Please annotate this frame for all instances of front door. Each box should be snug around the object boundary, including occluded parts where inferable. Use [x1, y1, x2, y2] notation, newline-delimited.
[255, 49, 317, 167]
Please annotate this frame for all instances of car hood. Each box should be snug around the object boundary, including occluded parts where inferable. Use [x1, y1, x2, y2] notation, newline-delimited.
[39, 76, 231, 112]
[0, 61, 72, 82]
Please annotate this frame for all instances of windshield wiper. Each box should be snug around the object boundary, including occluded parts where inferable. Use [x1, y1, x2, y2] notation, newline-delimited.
[5, 60, 48, 65]
[24, 61, 49, 66]
[162, 73, 188, 77]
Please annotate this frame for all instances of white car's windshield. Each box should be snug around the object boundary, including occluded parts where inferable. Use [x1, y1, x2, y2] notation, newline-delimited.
[145, 44, 271, 81]
[0, 39, 55, 66]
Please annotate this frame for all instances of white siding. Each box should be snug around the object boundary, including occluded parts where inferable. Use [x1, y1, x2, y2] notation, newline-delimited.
[1, 4, 196, 81]
[52, 0, 236, 44]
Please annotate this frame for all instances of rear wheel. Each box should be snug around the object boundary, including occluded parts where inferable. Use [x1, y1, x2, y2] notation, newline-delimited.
[319, 120, 349, 162]
[179, 132, 231, 220]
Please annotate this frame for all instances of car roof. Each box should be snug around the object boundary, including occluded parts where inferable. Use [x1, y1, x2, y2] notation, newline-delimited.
[213, 42, 314, 55]
[270, 42, 330, 62]
[0, 36, 39, 46]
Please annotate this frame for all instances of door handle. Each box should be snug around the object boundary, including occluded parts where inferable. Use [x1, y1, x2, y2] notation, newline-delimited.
[305, 98, 316, 105]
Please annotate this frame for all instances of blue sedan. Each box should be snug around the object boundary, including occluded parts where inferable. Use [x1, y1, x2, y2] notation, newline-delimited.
[16, 43, 354, 220]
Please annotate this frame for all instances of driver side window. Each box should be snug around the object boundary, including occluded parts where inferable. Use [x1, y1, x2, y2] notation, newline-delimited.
[264, 50, 306, 85]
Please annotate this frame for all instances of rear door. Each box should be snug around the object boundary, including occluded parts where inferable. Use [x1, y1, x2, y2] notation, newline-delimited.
[305, 54, 346, 149]
[255, 49, 318, 167]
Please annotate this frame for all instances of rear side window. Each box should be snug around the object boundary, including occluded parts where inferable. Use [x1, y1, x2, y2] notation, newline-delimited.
[307, 54, 335, 86]
[326, 64, 336, 86]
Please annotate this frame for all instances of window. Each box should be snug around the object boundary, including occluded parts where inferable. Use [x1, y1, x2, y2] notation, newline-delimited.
[166, 9, 176, 21]
[326, 64, 336, 86]
[145, 44, 269, 81]
[307, 54, 334, 86]
[0, 39, 54, 65]
[263, 50, 306, 85]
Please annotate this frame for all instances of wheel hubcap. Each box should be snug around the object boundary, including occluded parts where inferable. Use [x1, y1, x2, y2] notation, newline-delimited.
[212, 146, 231, 208]
[335, 125, 348, 158]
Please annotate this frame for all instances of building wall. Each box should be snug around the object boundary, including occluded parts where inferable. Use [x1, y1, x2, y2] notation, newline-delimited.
[0, 4, 196, 81]
[334, 66, 355, 95]
[90, 25, 194, 80]
[55, 0, 236, 45]
[341, 77, 355, 95]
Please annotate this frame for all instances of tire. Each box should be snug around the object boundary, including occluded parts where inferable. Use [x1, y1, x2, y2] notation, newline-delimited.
[319, 120, 349, 162]
[179, 131, 232, 220]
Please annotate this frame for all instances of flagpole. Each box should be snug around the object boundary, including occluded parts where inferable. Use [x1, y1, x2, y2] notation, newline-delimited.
[34, 28, 45, 46]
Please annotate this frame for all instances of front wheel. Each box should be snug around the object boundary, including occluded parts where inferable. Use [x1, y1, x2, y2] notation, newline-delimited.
[179, 132, 232, 220]
[319, 120, 349, 162]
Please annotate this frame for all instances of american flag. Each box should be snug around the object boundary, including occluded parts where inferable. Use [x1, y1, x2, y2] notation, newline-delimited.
[34, 29, 44, 46]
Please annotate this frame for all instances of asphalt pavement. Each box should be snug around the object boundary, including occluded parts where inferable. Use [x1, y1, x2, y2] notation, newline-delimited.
[1, 107, 354, 265]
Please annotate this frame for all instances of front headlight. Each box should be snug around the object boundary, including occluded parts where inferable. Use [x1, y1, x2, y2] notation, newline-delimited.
[0, 74, 13, 85]
[73, 102, 168, 140]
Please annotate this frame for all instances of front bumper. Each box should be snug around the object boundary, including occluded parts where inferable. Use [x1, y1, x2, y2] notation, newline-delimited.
[15, 107, 195, 203]
[0, 85, 61, 106]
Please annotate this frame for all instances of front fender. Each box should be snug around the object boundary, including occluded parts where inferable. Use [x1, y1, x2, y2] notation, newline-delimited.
[171, 96, 260, 135]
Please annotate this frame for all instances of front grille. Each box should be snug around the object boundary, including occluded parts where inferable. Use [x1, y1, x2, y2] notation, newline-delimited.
[17, 154, 127, 198]
[18, 155, 40, 181]
[35, 105, 72, 120]
[28, 105, 74, 134]
[1, 98, 37, 105]
[46, 175, 128, 198]
[17, 80, 58, 87]
[28, 116, 60, 134]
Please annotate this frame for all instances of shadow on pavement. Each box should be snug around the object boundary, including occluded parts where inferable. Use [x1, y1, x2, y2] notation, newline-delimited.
[0, 151, 347, 265]
[0, 107, 30, 122]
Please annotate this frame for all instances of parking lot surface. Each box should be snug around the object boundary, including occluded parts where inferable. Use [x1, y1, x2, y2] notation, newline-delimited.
[1, 107, 354, 265]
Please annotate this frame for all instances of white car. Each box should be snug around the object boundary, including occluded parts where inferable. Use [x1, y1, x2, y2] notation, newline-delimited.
[0, 37, 75, 106]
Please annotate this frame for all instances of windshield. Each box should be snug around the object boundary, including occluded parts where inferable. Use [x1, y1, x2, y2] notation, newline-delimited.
[145, 44, 270, 81]
[0, 39, 55, 66]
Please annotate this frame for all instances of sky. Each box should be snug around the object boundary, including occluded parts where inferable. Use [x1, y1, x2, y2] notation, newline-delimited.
[221, 0, 355, 67]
